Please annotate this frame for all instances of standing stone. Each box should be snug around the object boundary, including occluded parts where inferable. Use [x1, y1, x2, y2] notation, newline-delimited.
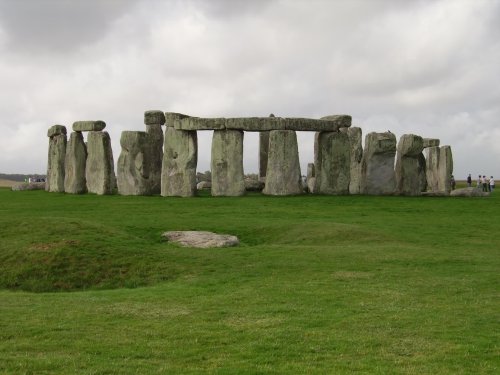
[395, 134, 424, 196]
[64, 131, 87, 194]
[313, 131, 350, 195]
[259, 131, 270, 182]
[46, 125, 67, 193]
[360, 132, 397, 195]
[86, 131, 115, 195]
[417, 153, 427, 192]
[425, 146, 440, 192]
[341, 127, 363, 194]
[263, 130, 302, 195]
[438, 146, 453, 194]
[211, 130, 245, 196]
[117, 131, 151, 195]
[144, 111, 165, 194]
[306, 163, 316, 193]
[161, 126, 198, 197]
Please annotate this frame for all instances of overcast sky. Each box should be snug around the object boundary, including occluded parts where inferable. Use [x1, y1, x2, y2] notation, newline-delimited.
[1, 0, 499, 179]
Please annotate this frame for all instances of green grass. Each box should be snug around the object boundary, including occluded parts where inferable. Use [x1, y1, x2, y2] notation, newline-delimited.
[0, 187, 498, 374]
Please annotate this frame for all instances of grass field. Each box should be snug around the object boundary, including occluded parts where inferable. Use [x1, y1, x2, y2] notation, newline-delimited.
[0, 179, 17, 188]
[0, 187, 498, 374]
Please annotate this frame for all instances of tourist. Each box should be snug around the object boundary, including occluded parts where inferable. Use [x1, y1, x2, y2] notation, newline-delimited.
[467, 174, 472, 187]
[482, 175, 488, 192]
[477, 175, 482, 188]
[450, 175, 456, 190]
[490, 176, 495, 192]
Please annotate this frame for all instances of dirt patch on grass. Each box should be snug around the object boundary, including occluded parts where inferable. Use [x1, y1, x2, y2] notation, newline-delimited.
[29, 240, 80, 252]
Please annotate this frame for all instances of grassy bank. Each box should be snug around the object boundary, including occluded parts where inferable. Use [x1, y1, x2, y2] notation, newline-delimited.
[0, 188, 498, 373]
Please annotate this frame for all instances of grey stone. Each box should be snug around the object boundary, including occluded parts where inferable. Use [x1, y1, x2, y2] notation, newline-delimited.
[313, 131, 350, 195]
[450, 187, 489, 197]
[422, 138, 440, 148]
[46, 129, 67, 193]
[425, 146, 440, 192]
[263, 130, 302, 195]
[85, 131, 115, 195]
[12, 182, 46, 191]
[161, 126, 198, 197]
[145, 124, 163, 194]
[395, 134, 424, 196]
[438, 146, 453, 194]
[117, 131, 152, 196]
[197, 181, 211, 190]
[47, 124, 67, 137]
[73, 121, 106, 132]
[360, 132, 397, 195]
[285, 116, 351, 132]
[417, 153, 427, 192]
[64, 131, 87, 194]
[225, 117, 286, 131]
[211, 130, 245, 196]
[144, 110, 166, 126]
[342, 127, 363, 194]
[244, 179, 264, 192]
[259, 131, 270, 180]
[162, 231, 239, 248]
[306, 163, 315, 193]
[176, 117, 226, 131]
[165, 112, 190, 127]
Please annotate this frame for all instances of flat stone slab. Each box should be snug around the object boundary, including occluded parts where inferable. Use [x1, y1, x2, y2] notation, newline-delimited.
[144, 110, 166, 125]
[423, 138, 440, 148]
[162, 231, 239, 248]
[450, 187, 490, 197]
[73, 121, 106, 132]
[167, 113, 351, 132]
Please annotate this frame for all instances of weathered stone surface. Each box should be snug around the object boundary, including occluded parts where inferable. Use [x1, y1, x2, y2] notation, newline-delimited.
[360, 132, 397, 195]
[165, 112, 191, 127]
[12, 182, 46, 191]
[342, 127, 363, 194]
[438, 146, 453, 194]
[197, 181, 211, 190]
[425, 146, 440, 192]
[450, 187, 489, 197]
[47, 125, 67, 137]
[226, 117, 286, 131]
[211, 130, 245, 196]
[145, 124, 163, 194]
[395, 134, 424, 196]
[117, 131, 151, 196]
[244, 179, 264, 191]
[259, 131, 270, 180]
[162, 231, 239, 248]
[85, 131, 115, 195]
[313, 131, 350, 195]
[144, 110, 166, 125]
[306, 163, 315, 193]
[285, 116, 351, 131]
[72, 121, 106, 132]
[46, 131, 67, 193]
[161, 127, 197, 197]
[263, 130, 302, 195]
[417, 153, 427, 192]
[177, 117, 226, 131]
[64, 131, 87, 194]
[423, 138, 440, 148]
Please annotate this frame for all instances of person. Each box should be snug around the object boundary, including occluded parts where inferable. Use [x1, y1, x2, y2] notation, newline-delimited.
[450, 175, 456, 190]
[490, 176, 495, 192]
[477, 175, 482, 188]
[482, 175, 488, 192]
[467, 174, 472, 187]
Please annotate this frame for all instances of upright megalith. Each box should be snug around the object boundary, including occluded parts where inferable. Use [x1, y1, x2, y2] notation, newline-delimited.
[117, 131, 151, 195]
[341, 127, 363, 194]
[425, 145, 453, 194]
[259, 131, 270, 181]
[211, 130, 245, 196]
[161, 121, 198, 197]
[306, 163, 316, 193]
[360, 132, 397, 195]
[263, 130, 302, 195]
[64, 131, 87, 194]
[417, 153, 427, 192]
[46, 125, 67, 192]
[313, 131, 350, 195]
[395, 134, 424, 195]
[144, 110, 165, 194]
[425, 146, 440, 192]
[86, 130, 115, 195]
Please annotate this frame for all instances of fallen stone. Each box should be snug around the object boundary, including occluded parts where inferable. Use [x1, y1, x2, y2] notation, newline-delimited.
[12, 182, 46, 191]
[423, 138, 440, 148]
[73, 121, 106, 132]
[244, 179, 264, 191]
[64, 131, 87, 194]
[197, 181, 212, 190]
[162, 231, 239, 248]
[144, 110, 166, 126]
[86, 131, 115, 195]
[117, 131, 152, 195]
[450, 187, 490, 197]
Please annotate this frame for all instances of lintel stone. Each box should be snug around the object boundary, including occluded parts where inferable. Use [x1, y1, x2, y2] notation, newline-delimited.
[73, 121, 106, 132]
[47, 125, 67, 137]
[144, 110, 166, 125]
[423, 138, 440, 148]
